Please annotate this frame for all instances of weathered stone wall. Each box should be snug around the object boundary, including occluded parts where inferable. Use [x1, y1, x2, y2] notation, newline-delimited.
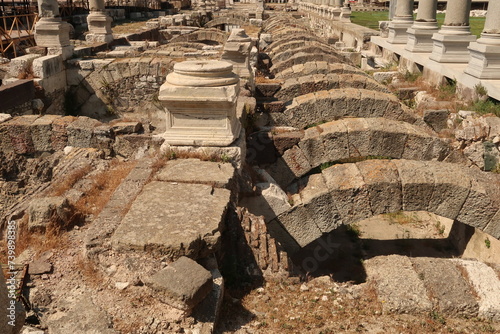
[0, 114, 159, 157]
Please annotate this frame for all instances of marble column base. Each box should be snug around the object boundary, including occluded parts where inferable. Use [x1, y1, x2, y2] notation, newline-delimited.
[405, 26, 439, 53]
[430, 32, 477, 63]
[34, 18, 73, 60]
[465, 40, 500, 79]
[86, 12, 113, 43]
[387, 19, 413, 44]
[340, 7, 351, 22]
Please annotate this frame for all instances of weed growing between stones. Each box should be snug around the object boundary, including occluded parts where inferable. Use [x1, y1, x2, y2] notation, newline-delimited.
[48, 165, 92, 196]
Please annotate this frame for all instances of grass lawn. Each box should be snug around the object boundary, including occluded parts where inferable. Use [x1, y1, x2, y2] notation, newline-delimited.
[351, 11, 485, 37]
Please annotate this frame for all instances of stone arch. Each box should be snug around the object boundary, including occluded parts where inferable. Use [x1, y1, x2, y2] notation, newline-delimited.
[169, 29, 228, 45]
[275, 61, 365, 80]
[270, 88, 421, 129]
[270, 159, 500, 253]
[263, 117, 466, 188]
[275, 73, 390, 101]
[204, 16, 248, 28]
[264, 33, 325, 53]
[269, 40, 330, 58]
[271, 53, 346, 75]
[162, 42, 208, 51]
[272, 44, 339, 63]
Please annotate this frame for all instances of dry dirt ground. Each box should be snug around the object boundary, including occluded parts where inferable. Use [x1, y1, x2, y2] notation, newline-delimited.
[217, 212, 500, 334]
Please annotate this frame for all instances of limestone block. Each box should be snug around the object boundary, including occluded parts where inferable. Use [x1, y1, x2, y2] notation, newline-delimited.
[67, 116, 102, 148]
[51, 116, 76, 150]
[281, 145, 312, 180]
[344, 117, 371, 157]
[0, 114, 12, 123]
[299, 173, 342, 233]
[156, 158, 235, 189]
[423, 109, 449, 132]
[0, 79, 35, 113]
[412, 258, 479, 317]
[32, 54, 63, 79]
[356, 160, 402, 215]
[111, 182, 230, 259]
[456, 171, 499, 230]
[322, 163, 372, 225]
[275, 204, 323, 248]
[111, 121, 142, 134]
[28, 197, 72, 232]
[427, 161, 472, 220]
[35, 70, 66, 93]
[298, 126, 327, 167]
[31, 115, 61, 152]
[239, 182, 291, 222]
[113, 134, 164, 159]
[4, 115, 39, 154]
[145, 257, 212, 312]
[8, 54, 41, 78]
[365, 117, 407, 158]
[392, 160, 435, 212]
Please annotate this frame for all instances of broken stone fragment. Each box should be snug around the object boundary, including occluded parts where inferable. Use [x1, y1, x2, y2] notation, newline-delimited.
[111, 121, 143, 135]
[28, 261, 52, 275]
[144, 256, 212, 312]
[28, 197, 73, 232]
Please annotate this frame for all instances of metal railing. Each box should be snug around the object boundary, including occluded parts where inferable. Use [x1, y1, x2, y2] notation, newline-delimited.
[0, 12, 38, 58]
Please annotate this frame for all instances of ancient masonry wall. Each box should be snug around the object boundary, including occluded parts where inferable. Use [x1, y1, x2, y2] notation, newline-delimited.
[0, 114, 161, 158]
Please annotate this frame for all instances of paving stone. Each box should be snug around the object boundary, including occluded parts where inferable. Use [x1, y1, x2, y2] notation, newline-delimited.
[156, 159, 235, 189]
[111, 182, 230, 260]
[145, 256, 212, 312]
[412, 257, 479, 318]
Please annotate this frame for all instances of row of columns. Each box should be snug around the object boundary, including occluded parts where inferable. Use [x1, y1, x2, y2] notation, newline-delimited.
[299, 0, 351, 22]
[387, 0, 500, 79]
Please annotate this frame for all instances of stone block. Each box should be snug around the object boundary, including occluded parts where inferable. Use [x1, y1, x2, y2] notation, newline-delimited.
[113, 134, 164, 159]
[28, 197, 73, 232]
[8, 54, 41, 78]
[111, 182, 230, 259]
[51, 116, 76, 150]
[67, 116, 102, 148]
[31, 115, 61, 152]
[4, 115, 39, 154]
[145, 256, 212, 312]
[0, 79, 35, 113]
[32, 55, 63, 79]
[156, 158, 236, 189]
[393, 160, 435, 212]
[423, 109, 449, 132]
[322, 163, 372, 225]
[356, 160, 402, 215]
[111, 121, 142, 134]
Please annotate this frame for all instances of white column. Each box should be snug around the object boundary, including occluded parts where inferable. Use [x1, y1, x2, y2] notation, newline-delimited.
[405, 0, 438, 52]
[465, 1, 500, 79]
[430, 0, 476, 63]
[387, 0, 414, 44]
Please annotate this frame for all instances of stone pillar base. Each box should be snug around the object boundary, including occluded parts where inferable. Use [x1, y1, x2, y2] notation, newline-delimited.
[387, 19, 413, 44]
[405, 26, 439, 53]
[465, 39, 500, 79]
[34, 18, 73, 59]
[340, 7, 351, 22]
[159, 61, 242, 147]
[86, 12, 113, 43]
[430, 31, 477, 63]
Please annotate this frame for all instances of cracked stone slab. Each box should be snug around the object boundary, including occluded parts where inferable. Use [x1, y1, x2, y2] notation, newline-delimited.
[111, 182, 230, 260]
[155, 158, 235, 189]
[411, 257, 479, 318]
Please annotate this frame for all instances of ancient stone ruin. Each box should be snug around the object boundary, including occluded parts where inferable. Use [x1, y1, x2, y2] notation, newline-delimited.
[0, 0, 500, 333]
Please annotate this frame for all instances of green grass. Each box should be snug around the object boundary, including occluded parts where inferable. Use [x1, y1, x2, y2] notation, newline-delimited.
[351, 11, 485, 37]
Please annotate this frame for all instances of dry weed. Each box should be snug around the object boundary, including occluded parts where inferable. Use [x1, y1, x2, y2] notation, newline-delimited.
[49, 165, 92, 196]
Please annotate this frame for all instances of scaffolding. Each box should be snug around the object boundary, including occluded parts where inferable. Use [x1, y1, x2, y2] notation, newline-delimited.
[0, 0, 38, 58]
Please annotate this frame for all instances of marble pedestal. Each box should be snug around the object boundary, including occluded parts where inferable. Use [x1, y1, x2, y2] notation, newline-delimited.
[86, 12, 113, 43]
[465, 35, 500, 79]
[405, 22, 439, 52]
[430, 27, 477, 63]
[159, 61, 241, 147]
[387, 19, 413, 44]
[34, 18, 74, 59]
